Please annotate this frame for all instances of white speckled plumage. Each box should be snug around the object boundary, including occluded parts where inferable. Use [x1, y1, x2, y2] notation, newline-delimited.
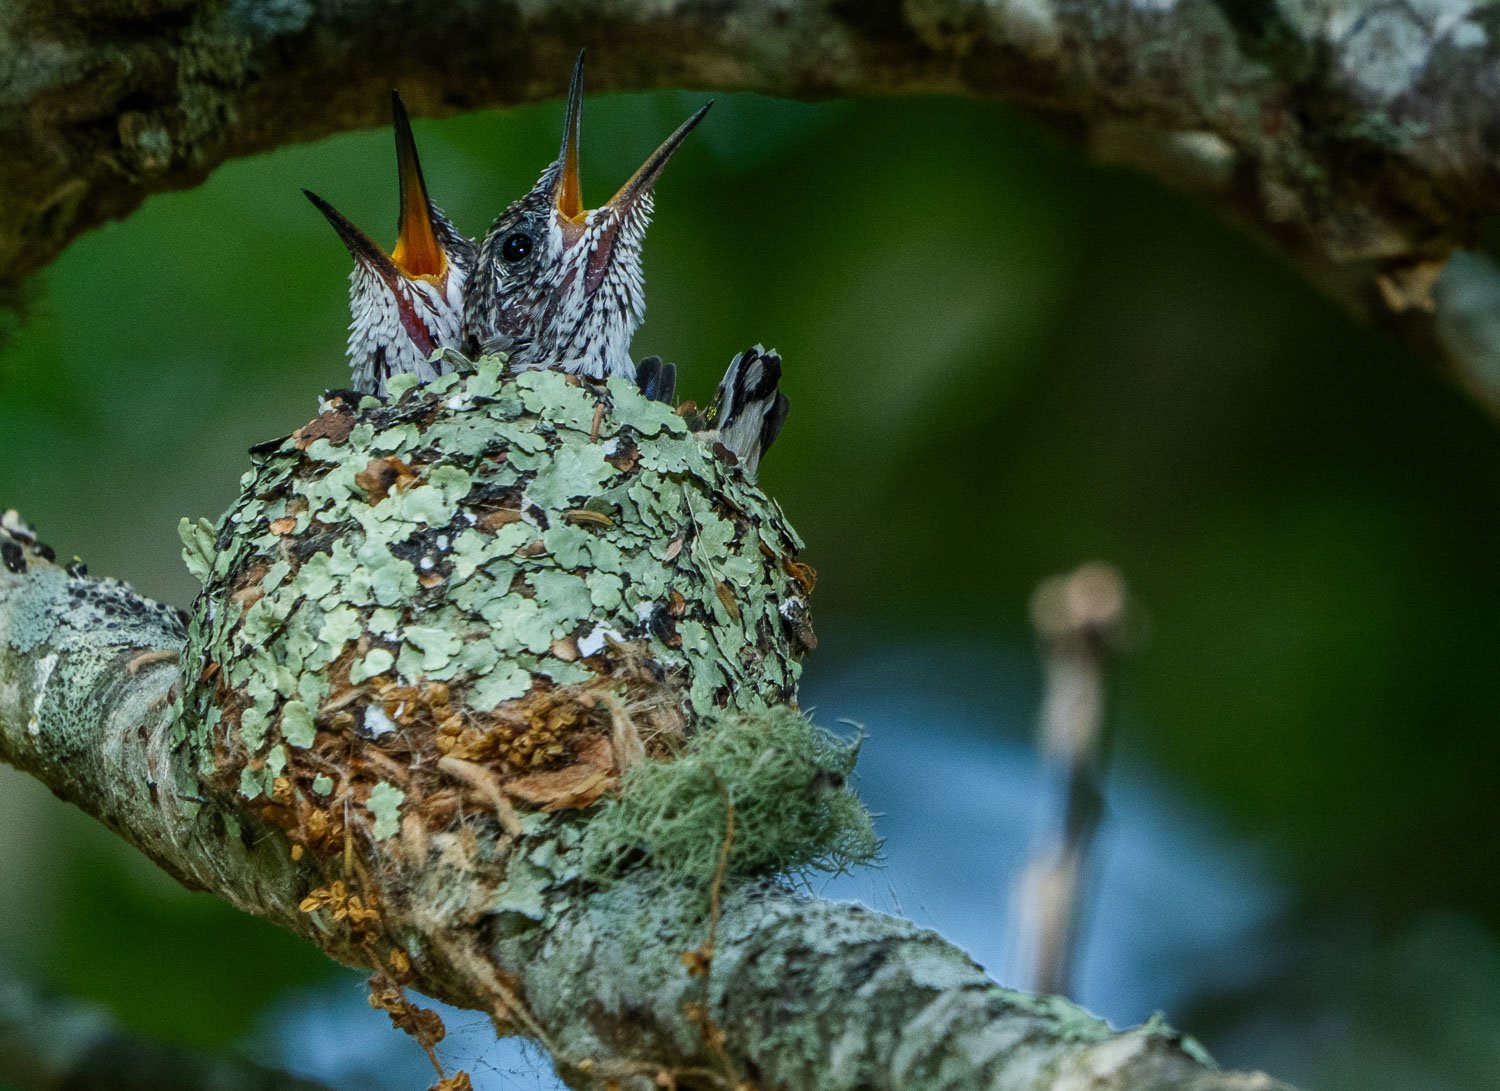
[464, 171, 651, 380]
[463, 51, 707, 382]
[706, 345, 791, 482]
[308, 92, 476, 397]
[343, 252, 469, 394]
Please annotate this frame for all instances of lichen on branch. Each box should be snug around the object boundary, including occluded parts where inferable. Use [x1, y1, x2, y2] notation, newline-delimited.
[0, 357, 1296, 1090]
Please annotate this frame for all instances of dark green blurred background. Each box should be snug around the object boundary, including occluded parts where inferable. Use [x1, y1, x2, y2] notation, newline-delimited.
[3, 90, 1498, 1090]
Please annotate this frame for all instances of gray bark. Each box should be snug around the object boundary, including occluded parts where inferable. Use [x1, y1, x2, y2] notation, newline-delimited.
[5, 1, 1500, 408]
[0, 542, 1292, 1090]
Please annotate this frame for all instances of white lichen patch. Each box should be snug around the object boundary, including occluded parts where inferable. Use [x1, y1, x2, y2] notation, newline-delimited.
[991, 0, 1062, 58]
[28, 651, 57, 737]
[1318, 0, 1491, 106]
[1339, 7, 1431, 104]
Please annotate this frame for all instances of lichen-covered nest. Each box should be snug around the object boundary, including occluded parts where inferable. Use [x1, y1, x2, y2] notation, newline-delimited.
[178, 359, 817, 860]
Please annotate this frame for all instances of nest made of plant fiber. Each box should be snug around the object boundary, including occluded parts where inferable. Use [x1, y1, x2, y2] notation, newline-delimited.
[225, 645, 688, 867]
[580, 707, 880, 890]
[179, 358, 817, 866]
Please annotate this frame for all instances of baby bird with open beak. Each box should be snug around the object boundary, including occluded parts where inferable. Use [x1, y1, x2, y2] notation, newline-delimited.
[306, 92, 476, 397]
[463, 51, 709, 381]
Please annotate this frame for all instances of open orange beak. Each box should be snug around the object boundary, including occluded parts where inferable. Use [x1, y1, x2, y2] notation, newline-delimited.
[555, 51, 586, 223]
[552, 50, 712, 225]
[307, 91, 450, 284]
[389, 90, 448, 279]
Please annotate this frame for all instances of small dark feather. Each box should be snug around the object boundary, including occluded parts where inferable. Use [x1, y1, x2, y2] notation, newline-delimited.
[761, 390, 791, 459]
[1, 539, 25, 574]
[635, 356, 678, 404]
[248, 434, 293, 458]
[0, 512, 37, 544]
[320, 389, 366, 410]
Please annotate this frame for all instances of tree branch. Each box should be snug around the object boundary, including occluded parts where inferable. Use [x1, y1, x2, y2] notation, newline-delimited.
[0, 367, 1297, 1090]
[6, 1, 1500, 406]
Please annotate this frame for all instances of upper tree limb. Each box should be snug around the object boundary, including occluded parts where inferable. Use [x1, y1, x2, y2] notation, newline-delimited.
[5, 1, 1500, 408]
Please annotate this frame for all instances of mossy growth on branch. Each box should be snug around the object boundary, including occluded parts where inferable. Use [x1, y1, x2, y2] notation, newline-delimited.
[580, 707, 880, 891]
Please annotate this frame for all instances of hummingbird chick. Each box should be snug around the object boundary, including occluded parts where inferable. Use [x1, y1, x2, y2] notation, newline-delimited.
[704, 346, 790, 482]
[463, 51, 710, 381]
[307, 91, 476, 397]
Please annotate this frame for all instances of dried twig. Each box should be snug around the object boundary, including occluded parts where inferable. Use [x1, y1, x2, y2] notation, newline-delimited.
[1012, 562, 1132, 997]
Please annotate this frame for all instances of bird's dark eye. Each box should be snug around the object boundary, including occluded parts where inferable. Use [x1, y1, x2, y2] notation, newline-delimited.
[501, 232, 533, 263]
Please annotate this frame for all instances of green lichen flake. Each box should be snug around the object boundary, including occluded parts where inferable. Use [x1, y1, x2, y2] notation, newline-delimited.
[281, 700, 316, 748]
[177, 356, 814, 794]
[367, 782, 405, 840]
[177, 517, 216, 584]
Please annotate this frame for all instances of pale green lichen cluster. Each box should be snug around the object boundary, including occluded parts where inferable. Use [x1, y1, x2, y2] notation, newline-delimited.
[487, 813, 592, 936]
[177, 359, 813, 834]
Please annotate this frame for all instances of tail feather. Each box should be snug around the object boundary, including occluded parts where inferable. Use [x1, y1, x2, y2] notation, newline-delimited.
[709, 345, 789, 481]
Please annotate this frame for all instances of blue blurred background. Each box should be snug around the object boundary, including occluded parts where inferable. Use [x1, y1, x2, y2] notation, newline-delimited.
[3, 89, 1499, 1090]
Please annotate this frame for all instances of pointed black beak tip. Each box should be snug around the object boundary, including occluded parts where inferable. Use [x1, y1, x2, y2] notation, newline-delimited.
[304, 189, 345, 226]
[304, 187, 349, 235]
[303, 188, 387, 268]
[677, 100, 714, 146]
[682, 99, 714, 134]
[568, 48, 587, 94]
[391, 90, 417, 142]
